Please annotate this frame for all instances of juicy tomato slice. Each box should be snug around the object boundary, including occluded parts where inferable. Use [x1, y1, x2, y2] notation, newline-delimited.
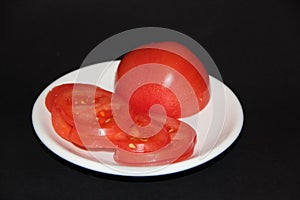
[46, 84, 173, 153]
[68, 127, 115, 149]
[46, 83, 197, 164]
[113, 118, 197, 166]
[50, 103, 115, 149]
[47, 84, 115, 149]
[100, 115, 172, 153]
[51, 105, 72, 141]
[52, 83, 112, 124]
[46, 84, 74, 112]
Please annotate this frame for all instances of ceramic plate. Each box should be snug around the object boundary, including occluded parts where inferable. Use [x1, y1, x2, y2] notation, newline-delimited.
[32, 61, 243, 176]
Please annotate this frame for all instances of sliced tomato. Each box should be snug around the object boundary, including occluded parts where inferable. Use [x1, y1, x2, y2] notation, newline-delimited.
[51, 105, 72, 141]
[46, 84, 173, 153]
[68, 127, 115, 149]
[47, 84, 115, 149]
[53, 83, 112, 125]
[46, 83, 197, 165]
[113, 118, 197, 166]
[102, 116, 172, 153]
[46, 84, 74, 112]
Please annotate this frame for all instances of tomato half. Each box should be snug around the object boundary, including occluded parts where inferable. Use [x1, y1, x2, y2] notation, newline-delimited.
[115, 41, 210, 118]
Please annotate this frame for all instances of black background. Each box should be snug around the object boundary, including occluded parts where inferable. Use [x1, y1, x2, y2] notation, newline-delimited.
[1, 0, 299, 199]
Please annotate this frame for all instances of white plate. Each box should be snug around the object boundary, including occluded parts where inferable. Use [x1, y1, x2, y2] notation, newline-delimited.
[32, 61, 243, 176]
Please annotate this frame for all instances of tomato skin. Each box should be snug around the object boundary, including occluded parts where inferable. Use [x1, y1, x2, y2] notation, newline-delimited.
[115, 41, 210, 118]
[129, 83, 180, 120]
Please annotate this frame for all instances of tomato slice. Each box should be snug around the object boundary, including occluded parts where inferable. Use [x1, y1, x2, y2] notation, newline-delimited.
[46, 83, 197, 165]
[46, 84, 74, 112]
[102, 116, 172, 153]
[113, 119, 197, 166]
[51, 105, 72, 141]
[47, 84, 115, 149]
[68, 127, 115, 149]
[46, 84, 173, 153]
[52, 83, 112, 124]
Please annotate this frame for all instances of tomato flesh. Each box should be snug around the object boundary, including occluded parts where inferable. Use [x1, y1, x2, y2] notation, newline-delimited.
[113, 118, 197, 166]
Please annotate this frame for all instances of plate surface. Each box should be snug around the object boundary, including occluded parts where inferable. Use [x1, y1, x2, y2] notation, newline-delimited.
[32, 61, 243, 176]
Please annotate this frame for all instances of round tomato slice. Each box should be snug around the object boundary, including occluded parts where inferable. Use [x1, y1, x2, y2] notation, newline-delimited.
[46, 84, 74, 112]
[51, 103, 115, 149]
[68, 127, 115, 149]
[46, 84, 115, 149]
[113, 118, 197, 166]
[46, 84, 172, 153]
[101, 116, 172, 153]
[51, 105, 72, 141]
[115, 41, 210, 118]
[52, 83, 112, 125]
[47, 83, 197, 164]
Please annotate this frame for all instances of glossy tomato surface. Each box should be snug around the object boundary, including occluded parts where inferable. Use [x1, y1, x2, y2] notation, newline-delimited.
[113, 117, 197, 166]
[115, 41, 210, 118]
[46, 84, 115, 149]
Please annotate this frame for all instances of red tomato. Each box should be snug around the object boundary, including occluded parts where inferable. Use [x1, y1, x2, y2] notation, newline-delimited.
[46, 83, 74, 112]
[102, 115, 172, 153]
[46, 83, 197, 165]
[47, 84, 115, 149]
[46, 84, 173, 153]
[113, 118, 197, 166]
[115, 41, 210, 118]
[51, 105, 72, 141]
[51, 83, 112, 125]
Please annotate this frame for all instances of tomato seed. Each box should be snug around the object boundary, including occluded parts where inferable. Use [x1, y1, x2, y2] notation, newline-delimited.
[99, 111, 105, 117]
[168, 128, 176, 133]
[128, 143, 136, 149]
[105, 118, 111, 123]
[140, 138, 148, 142]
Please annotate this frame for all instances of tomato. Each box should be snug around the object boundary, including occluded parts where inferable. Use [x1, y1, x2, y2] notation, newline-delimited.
[46, 84, 115, 149]
[46, 83, 74, 112]
[46, 84, 173, 153]
[113, 118, 197, 166]
[115, 41, 210, 118]
[51, 105, 72, 141]
[51, 83, 112, 125]
[46, 83, 197, 165]
[102, 115, 172, 153]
